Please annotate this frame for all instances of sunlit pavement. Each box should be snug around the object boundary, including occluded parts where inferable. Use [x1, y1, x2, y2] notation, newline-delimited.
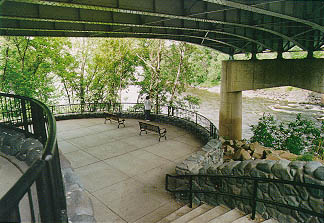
[57, 118, 204, 223]
[0, 156, 32, 222]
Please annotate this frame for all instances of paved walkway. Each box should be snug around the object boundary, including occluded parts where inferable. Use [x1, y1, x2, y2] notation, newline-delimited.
[57, 118, 204, 223]
[0, 156, 32, 222]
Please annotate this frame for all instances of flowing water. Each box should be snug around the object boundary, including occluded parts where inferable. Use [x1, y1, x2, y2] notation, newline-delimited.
[188, 88, 324, 139]
[122, 86, 324, 139]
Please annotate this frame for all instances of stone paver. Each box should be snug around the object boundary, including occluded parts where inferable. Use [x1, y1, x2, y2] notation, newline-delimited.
[57, 118, 204, 223]
[0, 156, 31, 222]
[0, 156, 23, 198]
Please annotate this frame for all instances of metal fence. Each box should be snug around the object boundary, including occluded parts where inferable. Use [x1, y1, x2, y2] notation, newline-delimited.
[50, 102, 219, 139]
[166, 174, 324, 220]
[0, 93, 67, 222]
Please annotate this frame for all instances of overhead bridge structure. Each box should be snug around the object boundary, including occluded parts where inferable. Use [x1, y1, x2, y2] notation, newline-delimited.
[0, 0, 323, 139]
[0, 0, 324, 56]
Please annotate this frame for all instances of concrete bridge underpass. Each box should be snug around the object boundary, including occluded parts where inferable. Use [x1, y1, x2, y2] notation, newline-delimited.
[1, 0, 323, 139]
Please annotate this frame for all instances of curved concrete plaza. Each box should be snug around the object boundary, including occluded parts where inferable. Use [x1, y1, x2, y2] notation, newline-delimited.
[57, 118, 204, 223]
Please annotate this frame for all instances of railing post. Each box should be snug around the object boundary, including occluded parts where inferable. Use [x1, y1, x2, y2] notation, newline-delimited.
[210, 123, 213, 138]
[251, 180, 258, 220]
[30, 102, 47, 144]
[189, 175, 193, 208]
[36, 161, 57, 222]
[36, 153, 68, 223]
[0, 206, 21, 223]
[52, 144, 68, 222]
[21, 99, 29, 133]
[165, 175, 169, 191]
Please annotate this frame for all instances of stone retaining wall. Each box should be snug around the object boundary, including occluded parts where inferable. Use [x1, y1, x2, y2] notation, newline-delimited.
[0, 125, 95, 223]
[177, 155, 324, 223]
[0, 125, 42, 165]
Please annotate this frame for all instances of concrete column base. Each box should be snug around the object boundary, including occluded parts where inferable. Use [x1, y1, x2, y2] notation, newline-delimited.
[219, 91, 242, 140]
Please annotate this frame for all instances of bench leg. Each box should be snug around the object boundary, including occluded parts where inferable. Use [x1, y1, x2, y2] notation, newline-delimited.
[139, 129, 147, 135]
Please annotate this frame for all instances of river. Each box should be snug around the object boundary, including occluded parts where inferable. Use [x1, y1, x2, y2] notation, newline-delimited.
[122, 86, 324, 139]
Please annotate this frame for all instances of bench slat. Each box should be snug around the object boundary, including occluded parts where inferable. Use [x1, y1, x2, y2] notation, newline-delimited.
[139, 121, 167, 141]
[104, 113, 125, 128]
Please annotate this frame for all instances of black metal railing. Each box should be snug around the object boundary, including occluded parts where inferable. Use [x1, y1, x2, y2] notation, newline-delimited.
[50, 102, 219, 139]
[0, 93, 67, 222]
[165, 174, 324, 220]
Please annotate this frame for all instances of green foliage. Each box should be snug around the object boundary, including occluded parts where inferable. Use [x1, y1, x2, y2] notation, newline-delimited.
[250, 113, 324, 156]
[296, 153, 315, 161]
[0, 37, 73, 103]
[56, 38, 139, 105]
[136, 39, 224, 108]
[250, 114, 281, 148]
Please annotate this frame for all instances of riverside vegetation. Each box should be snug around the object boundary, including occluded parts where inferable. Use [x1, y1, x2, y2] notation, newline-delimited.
[249, 113, 324, 161]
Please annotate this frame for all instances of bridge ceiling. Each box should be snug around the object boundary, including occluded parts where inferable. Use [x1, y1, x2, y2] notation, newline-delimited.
[0, 0, 323, 55]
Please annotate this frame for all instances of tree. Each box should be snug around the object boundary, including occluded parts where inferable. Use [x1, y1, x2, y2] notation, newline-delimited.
[86, 38, 138, 104]
[57, 38, 139, 105]
[136, 39, 220, 109]
[0, 37, 74, 103]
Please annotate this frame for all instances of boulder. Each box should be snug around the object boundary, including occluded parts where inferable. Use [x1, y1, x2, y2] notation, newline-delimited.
[249, 142, 262, 151]
[234, 140, 245, 150]
[278, 151, 298, 161]
[233, 148, 243, 160]
[266, 154, 281, 160]
[233, 148, 251, 161]
[252, 147, 265, 159]
[241, 150, 252, 160]
[224, 145, 235, 156]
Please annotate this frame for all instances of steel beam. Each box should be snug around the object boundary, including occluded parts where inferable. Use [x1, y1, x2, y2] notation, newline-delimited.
[5, 0, 308, 50]
[204, 0, 324, 33]
[0, 15, 273, 51]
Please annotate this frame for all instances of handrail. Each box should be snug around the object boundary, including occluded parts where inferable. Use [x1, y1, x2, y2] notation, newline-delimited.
[0, 93, 67, 222]
[165, 174, 324, 220]
[49, 102, 219, 139]
[0, 92, 57, 156]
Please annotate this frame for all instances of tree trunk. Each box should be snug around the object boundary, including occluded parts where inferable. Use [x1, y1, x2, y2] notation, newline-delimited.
[1, 46, 9, 90]
[170, 45, 185, 106]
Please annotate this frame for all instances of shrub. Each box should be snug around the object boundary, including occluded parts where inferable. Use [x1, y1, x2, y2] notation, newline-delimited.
[250, 113, 324, 156]
[296, 153, 315, 161]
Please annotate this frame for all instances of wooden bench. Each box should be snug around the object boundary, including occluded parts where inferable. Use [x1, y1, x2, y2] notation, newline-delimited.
[139, 121, 167, 141]
[104, 113, 125, 128]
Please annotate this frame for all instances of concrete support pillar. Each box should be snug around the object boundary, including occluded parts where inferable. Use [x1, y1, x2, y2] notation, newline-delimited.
[218, 58, 324, 140]
[219, 62, 242, 140]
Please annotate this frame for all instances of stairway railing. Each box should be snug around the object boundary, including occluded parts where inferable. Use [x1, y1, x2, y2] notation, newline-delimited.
[50, 102, 219, 139]
[165, 174, 324, 220]
[0, 93, 67, 222]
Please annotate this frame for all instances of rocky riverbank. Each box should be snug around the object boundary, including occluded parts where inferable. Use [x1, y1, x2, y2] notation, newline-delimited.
[200, 86, 322, 105]
[222, 138, 324, 164]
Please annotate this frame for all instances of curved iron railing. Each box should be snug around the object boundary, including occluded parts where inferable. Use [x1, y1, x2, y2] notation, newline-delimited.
[166, 174, 324, 220]
[0, 93, 67, 222]
[50, 102, 219, 139]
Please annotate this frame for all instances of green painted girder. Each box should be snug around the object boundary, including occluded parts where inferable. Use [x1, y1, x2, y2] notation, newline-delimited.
[0, 15, 274, 52]
[3, 0, 307, 50]
[0, 0, 323, 54]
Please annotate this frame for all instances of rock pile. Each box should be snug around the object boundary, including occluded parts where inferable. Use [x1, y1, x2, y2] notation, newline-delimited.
[222, 139, 298, 162]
